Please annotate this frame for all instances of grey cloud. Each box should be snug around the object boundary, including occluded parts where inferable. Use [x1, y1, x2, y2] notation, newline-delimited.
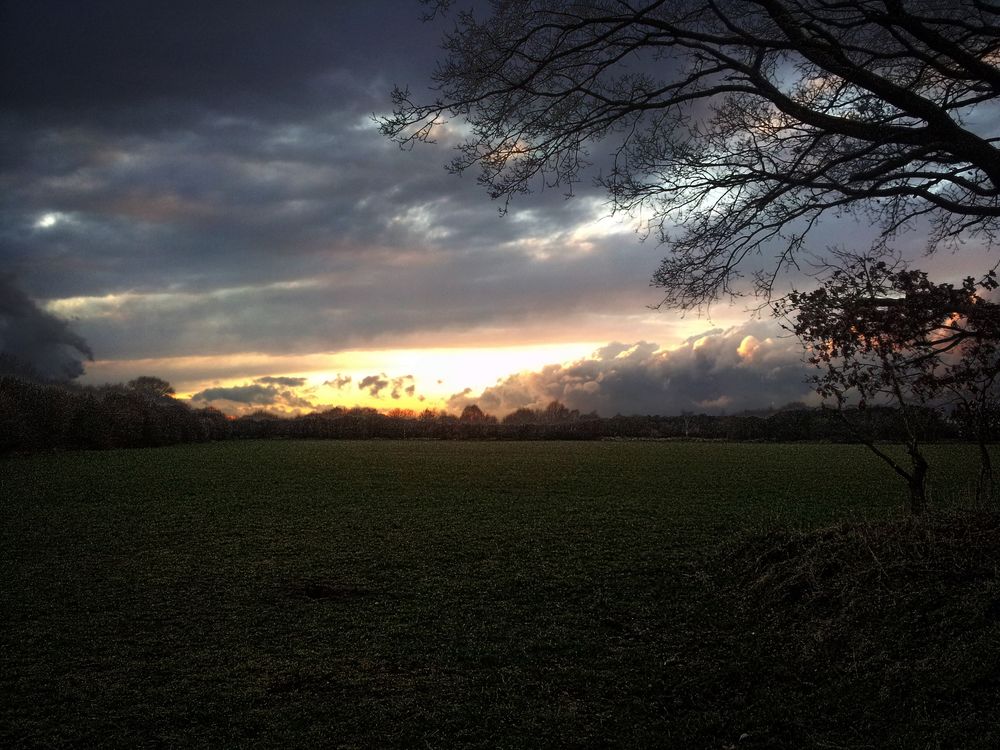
[2, 110, 624, 302]
[0, 2, 441, 124]
[47, 233, 667, 361]
[324, 374, 352, 389]
[357, 373, 417, 400]
[0, 27, 845, 366]
[191, 383, 313, 409]
[448, 322, 818, 417]
[358, 374, 390, 397]
[0, 274, 93, 380]
[5, 2, 992, 383]
[391, 375, 416, 400]
[255, 375, 307, 387]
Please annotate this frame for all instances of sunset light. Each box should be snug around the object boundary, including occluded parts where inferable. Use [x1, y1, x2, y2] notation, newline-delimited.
[4, 2, 998, 747]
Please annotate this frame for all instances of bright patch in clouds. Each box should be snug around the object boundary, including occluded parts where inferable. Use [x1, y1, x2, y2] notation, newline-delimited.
[34, 212, 68, 229]
[83, 342, 605, 415]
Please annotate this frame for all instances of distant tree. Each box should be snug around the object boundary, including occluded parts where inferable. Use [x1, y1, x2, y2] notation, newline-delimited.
[381, 0, 1000, 308]
[459, 404, 488, 423]
[542, 400, 577, 423]
[195, 406, 231, 441]
[502, 406, 538, 425]
[127, 376, 175, 401]
[777, 252, 1000, 512]
[387, 408, 417, 420]
[0, 353, 47, 382]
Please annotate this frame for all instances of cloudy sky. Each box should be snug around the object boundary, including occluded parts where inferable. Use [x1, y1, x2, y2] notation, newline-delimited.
[1, 1, 994, 417]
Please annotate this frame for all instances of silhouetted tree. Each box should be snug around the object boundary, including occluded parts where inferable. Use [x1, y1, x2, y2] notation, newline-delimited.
[127, 376, 176, 401]
[382, 0, 1000, 307]
[459, 404, 488, 423]
[777, 252, 1000, 512]
[503, 407, 538, 425]
[542, 400, 577, 423]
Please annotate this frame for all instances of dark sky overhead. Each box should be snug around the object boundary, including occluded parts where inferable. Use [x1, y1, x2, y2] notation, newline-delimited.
[1, 1, 994, 416]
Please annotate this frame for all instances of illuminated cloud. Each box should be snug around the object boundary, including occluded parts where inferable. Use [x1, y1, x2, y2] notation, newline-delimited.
[447, 322, 817, 417]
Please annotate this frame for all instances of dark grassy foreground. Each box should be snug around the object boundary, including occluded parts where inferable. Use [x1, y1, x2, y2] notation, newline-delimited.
[1, 440, 996, 748]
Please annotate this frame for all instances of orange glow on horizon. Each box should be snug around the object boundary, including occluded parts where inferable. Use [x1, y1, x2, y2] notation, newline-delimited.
[87, 341, 608, 416]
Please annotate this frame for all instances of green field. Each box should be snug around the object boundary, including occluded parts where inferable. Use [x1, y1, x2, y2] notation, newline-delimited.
[2, 441, 996, 748]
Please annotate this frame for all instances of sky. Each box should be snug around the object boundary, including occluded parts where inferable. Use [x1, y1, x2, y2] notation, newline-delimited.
[1, 1, 995, 417]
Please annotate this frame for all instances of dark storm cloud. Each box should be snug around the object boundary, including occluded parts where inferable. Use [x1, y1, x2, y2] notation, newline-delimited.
[5, 0, 965, 373]
[0, 1, 437, 122]
[0, 275, 93, 380]
[255, 375, 307, 387]
[447, 322, 818, 417]
[1, 108, 628, 303]
[51, 233, 657, 360]
[0, 0, 688, 379]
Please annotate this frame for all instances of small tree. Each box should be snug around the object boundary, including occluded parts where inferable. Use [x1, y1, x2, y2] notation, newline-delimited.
[777, 252, 1000, 512]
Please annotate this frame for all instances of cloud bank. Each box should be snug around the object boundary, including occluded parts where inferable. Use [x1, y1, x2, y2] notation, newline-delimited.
[448, 322, 818, 417]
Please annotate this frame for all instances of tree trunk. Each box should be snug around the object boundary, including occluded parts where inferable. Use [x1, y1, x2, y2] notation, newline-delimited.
[907, 445, 929, 516]
[977, 436, 994, 506]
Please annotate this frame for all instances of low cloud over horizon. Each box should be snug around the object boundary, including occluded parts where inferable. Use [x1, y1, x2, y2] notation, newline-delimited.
[190, 375, 316, 413]
[179, 322, 818, 418]
[448, 322, 818, 417]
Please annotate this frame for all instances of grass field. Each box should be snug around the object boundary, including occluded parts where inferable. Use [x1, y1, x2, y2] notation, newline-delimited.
[2, 440, 997, 748]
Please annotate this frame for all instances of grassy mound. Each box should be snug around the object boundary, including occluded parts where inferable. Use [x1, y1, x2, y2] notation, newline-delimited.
[717, 513, 1000, 748]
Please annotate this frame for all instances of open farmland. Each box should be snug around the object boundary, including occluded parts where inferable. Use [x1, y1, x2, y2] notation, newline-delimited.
[2, 440, 997, 748]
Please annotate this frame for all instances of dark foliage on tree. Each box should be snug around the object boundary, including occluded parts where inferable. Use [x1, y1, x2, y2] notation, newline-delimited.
[776, 252, 1000, 512]
[380, 0, 1000, 307]
[127, 376, 176, 401]
[0, 376, 222, 452]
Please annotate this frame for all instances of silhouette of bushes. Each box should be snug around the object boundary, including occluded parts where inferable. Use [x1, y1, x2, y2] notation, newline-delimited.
[0, 375, 222, 451]
[0, 377, 966, 454]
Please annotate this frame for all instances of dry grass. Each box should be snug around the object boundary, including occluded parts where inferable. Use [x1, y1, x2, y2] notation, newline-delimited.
[715, 512, 1000, 748]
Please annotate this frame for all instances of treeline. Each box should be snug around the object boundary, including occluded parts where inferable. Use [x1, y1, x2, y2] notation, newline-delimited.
[1, 373, 988, 453]
[0, 375, 229, 452]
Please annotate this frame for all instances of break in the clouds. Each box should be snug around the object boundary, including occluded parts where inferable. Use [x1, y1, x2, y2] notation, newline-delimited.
[0, 275, 93, 380]
[448, 322, 818, 417]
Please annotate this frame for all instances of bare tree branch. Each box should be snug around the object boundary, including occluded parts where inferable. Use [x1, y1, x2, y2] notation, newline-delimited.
[379, 0, 1000, 308]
